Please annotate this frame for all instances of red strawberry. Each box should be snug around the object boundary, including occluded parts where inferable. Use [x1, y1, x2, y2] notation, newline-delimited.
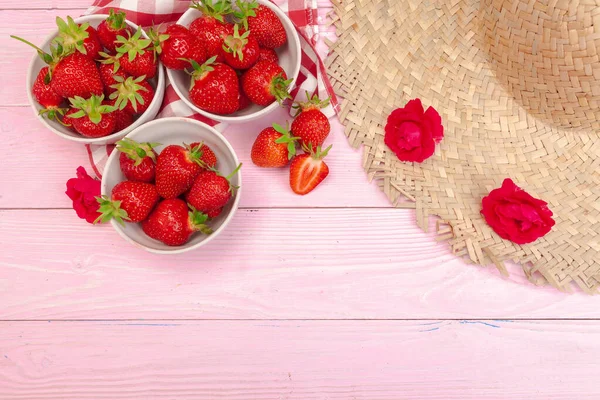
[150, 24, 207, 70]
[189, 0, 234, 62]
[68, 94, 117, 138]
[61, 107, 78, 130]
[116, 138, 159, 183]
[241, 60, 291, 106]
[54, 16, 102, 60]
[98, 52, 130, 92]
[221, 24, 259, 70]
[96, 181, 159, 224]
[185, 164, 241, 212]
[155, 144, 208, 199]
[289, 145, 331, 195]
[188, 57, 240, 115]
[206, 207, 223, 219]
[236, 1, 287, 49]
[290, 93, 331, 150]
[115, 28, 158, 78]
[109, 75, 154, 114]
[251, 123, 298, 167]
[104, 98, 135, 132]
[97, 9, 131, 53]
[257, 47, 278, 64]
[189, 142, 218, 169]
[142, 199, 212, 246]
[32, 66, 68, 122]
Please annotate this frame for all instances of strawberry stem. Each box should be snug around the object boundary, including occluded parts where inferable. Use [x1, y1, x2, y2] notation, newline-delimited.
[95, 196, 130, 226]
[116, 138, 160, 165]
[187, 204, 213, 235]
[190, 0, 233, 23]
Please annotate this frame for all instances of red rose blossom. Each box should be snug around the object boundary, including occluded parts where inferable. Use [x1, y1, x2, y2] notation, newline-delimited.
[65, 166, 102, 224]
[481, 178, 555, 245]
[384, 98, 444, 163]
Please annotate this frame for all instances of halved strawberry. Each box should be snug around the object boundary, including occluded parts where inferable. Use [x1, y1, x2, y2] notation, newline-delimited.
[97, 9, 131, 53]
[116, 138, 159, 183]
[96, 181, 159, 224]
[289, 145, 332, 195]
[142, 199, 212, 246]
[53, 16, 102, 60]
[115, 27, 157, 78]
[109, 75, 155, 114]
[68, 94, 117, 138]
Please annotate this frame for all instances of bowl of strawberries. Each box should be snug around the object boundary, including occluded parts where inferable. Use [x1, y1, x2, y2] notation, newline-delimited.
[13, 11, 165, 145]
[99, 117, 241, 254]
[163, 0, 301, 122]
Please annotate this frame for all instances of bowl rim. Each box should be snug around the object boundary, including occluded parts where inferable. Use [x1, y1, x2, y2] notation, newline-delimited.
[167, 0, 303, 123]
[100, 116, 242, 254]
[25, 14, 166, 145]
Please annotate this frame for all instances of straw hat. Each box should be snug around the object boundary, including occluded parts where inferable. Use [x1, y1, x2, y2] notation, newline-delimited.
[327, 0, 600, 292]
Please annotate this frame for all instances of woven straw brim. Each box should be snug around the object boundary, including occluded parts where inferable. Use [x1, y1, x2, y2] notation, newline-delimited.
[326, 0, 600, 293]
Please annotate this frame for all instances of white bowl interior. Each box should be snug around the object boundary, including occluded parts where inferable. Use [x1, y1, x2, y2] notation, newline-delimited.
[167, 0, 302, 123]
[101, 118, 241, 254]
[26, 14, 165, 145]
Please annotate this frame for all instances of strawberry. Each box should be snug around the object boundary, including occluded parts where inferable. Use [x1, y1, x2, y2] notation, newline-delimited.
[206, 207, 223, 219]
[289, 145, 331, 195]
[221, 24, 259, 70]
[251, 123, 298, 168]
[53, 16, 102, 60]
[96, 181, 159, 224]
[290, 93, 331, 150]
[32, 66, 68, 122]
[238, 91, 251, 111]
[117, 138, 159, 183]
[61, 107, 78, 130]
[189, 142, 218, 169]
[109, 75, 154, 114]
[189, 0, 234, 62]
[257, 47, 278, 64]
[104, 98, 135, 132]
[185, 164, 241, 212]
[150, 24, 207, 70]
[236, 1, 287, 49]
[187, 57, 240, 115]
[142, 199, 212, 246]
[241, 60, 291, 106]
[68, 94, 117, 138]
[155, 144, 208, 199]
[115, 27, 157, 79]
[98, 52, 130, 92]
[97, 9, 131, 53]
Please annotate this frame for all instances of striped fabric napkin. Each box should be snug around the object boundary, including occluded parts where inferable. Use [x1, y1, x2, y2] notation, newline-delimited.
[83, 0, 338, 178]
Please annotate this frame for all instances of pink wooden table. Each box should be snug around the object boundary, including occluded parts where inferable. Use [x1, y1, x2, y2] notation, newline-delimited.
[2, 1, 600, 399]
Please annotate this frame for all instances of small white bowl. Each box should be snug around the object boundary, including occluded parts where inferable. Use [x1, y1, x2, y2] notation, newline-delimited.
[101, 117, 242, 254]
[168, 0, 302, 123]
[25, 14, 166, 145]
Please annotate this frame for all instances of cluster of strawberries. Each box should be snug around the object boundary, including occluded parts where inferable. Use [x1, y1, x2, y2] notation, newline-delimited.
[158, 0, 291, 115]
[251, 93, 332, 195]
[13, 10, 158, 138]
[97, 138, 240, 246]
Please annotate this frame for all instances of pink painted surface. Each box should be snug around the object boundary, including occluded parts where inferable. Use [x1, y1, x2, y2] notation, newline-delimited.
[1, 1, 599, 399]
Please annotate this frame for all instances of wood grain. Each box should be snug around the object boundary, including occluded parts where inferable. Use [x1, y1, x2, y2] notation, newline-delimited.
[0, 0, 89, 9]
[2, 208, 599, 320]
[0, 107, 389, 209]
[1, 320, 599, 400]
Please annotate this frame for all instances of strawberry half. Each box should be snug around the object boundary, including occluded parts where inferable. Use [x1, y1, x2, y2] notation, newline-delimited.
[291, 92, 331, 150]
[189, 0, 234, 62]
[53, 16, 102, 60]
[68, 94, 117, 138]
[187, 57, 240, 115]
[109, 75, 155, 114]
[289, 145, 332, 195]
[221, 24, 259, 70]
[117, 138, 160, 183]
[96, 181, 159, 224]
[115, 27, 158, 79]
[241, 60, 291, 106]
[185, 164, 241, 213]
[235, 1, 287, 49]
[155, 144, 208, 199]
[142, 199, 213, 246]
[150, 24, 207, 70]
[251, 123, 298, 168]
[97, 9, 131, 53]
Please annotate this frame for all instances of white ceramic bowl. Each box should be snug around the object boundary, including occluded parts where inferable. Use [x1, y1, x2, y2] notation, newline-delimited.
[168, 0, 302, 123]
[25, 14, 166, 145]
[101, 117, 242, 254]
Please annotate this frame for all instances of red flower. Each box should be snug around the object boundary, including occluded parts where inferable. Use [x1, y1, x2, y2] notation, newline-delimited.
[65, 166, 102, 224]
[481, 178, 555, 245]
[384, 98, 444, 163]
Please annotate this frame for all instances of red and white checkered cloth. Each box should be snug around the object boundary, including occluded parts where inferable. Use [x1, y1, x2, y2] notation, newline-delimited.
[84, 0, 339, 179]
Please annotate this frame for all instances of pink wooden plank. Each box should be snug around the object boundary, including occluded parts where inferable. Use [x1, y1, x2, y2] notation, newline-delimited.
[1, 208, 599, 320]
[1, 320, 600, 400]
[0, 107, 390, 208]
